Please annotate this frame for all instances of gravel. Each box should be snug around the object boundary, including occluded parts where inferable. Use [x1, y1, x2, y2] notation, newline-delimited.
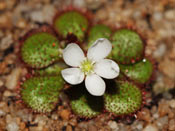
[0, 0, 175, 130]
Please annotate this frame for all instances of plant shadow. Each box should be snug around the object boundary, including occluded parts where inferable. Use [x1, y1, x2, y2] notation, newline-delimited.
[66, 82, 104, 112]
[104, 79, 119, 95]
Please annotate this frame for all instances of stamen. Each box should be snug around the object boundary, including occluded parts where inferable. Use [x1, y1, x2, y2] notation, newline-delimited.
[80, 59, 94, 75]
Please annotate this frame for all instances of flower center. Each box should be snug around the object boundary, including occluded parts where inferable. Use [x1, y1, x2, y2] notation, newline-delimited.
[80, 59, 94, 75]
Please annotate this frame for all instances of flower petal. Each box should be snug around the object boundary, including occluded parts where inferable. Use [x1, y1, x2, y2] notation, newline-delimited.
[61, 68, 84, 85]
[63, 43, 85, 67]
[87, 38, 112, 62]
[94, 59, 120, 79]
[85, 74, 105, 96]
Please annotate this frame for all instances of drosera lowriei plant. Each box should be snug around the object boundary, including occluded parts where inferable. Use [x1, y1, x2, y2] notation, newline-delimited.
[17, 7, 154, 120]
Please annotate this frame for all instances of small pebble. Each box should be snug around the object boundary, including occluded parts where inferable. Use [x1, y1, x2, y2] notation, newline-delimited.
[153, 113, 159, 119]
[169, 44, 175, 59]
[30, 10, 44, 23]
[159, 56, 175, 79]
[158, 100, 170, 117]
[153, 43, 166, 58]
[155, 116, 168, 129]
[0, 110, 6, 117]
[108, 121, 119, 130]
[153, 12, 162, 21]
[19, 122, 26, 130]
[34, 115, 48, 125]
[137, 108, 151, 122]
[169, 119, 175, 131]
[0, 80, 4, 87]
[3, 90, 12, 97]
[59, 109, 71, 120]
[163, 92, 172, 100]
[143, 124, 158, 131]
[5, 68, 22, 90]
[136, 123, 143, 130]
[86, 0, 106, 9]
[69, 118, 77, 126]
[151, 106, 157, 115]
[16, 19, 27, 29]
[78, 122, 88, 129]
[6, 122, 19, 131]
[73, 0, 86, 8]
[0, 2, 6, 10]
[88, 124, 98, 131]
[0, 13, 12, 29]
[42, 5, 56, 23]
[16, 109, 33, 122]
[118, 123, 128, 131]
[165, 10, 175, 20]
[169, 99, 175, 108]
[51, 113, 58, 120]
[0, 34, 13, 51]
[66, 125, 72, 131]
[131, 120, 144, 131]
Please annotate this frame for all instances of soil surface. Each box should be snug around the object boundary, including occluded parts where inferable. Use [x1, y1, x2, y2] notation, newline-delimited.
[0, 0, 175, 131]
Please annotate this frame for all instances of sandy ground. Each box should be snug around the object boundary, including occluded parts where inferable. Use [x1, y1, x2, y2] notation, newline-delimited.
[0, 0, 175, 130]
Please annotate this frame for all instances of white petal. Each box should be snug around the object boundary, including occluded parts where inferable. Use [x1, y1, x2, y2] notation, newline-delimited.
[94, 59, 120, 79]
[61, 68, 84, 85]
[85, 74, 105, 96]
[87, 38, 112, 62]
[63, 43, 85, 67]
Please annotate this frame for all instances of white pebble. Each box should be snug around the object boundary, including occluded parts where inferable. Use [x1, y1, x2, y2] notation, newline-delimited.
[136, 124, 143, 130]
[0, 80, 4, 86]
[42, 5, 56, 23]
[108, 121, 119, 130]
[143, 124, 158, 131]
[6, 122, 19, 131]
[155, 116, 168, 129]
[169, 99, 175, 108]
[153, 43, 166, 58]
[0, 110, 6, 117]
[30, 10, 44, 23]
[153, 12, 162, 21]
[3, 90, 12, 97]
[165, 10, 175, 20]
[5, 68, 22, 90]
[0, 34, 13, 51]
[73, 0, 86, 8]
[153, 113, 159, 119]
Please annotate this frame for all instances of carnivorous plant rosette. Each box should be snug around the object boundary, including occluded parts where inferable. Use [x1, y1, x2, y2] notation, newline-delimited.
[17, 9, 153, 118]
[61, 38, 120, 96]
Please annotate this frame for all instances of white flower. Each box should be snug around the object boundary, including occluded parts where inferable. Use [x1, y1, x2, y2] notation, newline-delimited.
[61, 38, 120, 96]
